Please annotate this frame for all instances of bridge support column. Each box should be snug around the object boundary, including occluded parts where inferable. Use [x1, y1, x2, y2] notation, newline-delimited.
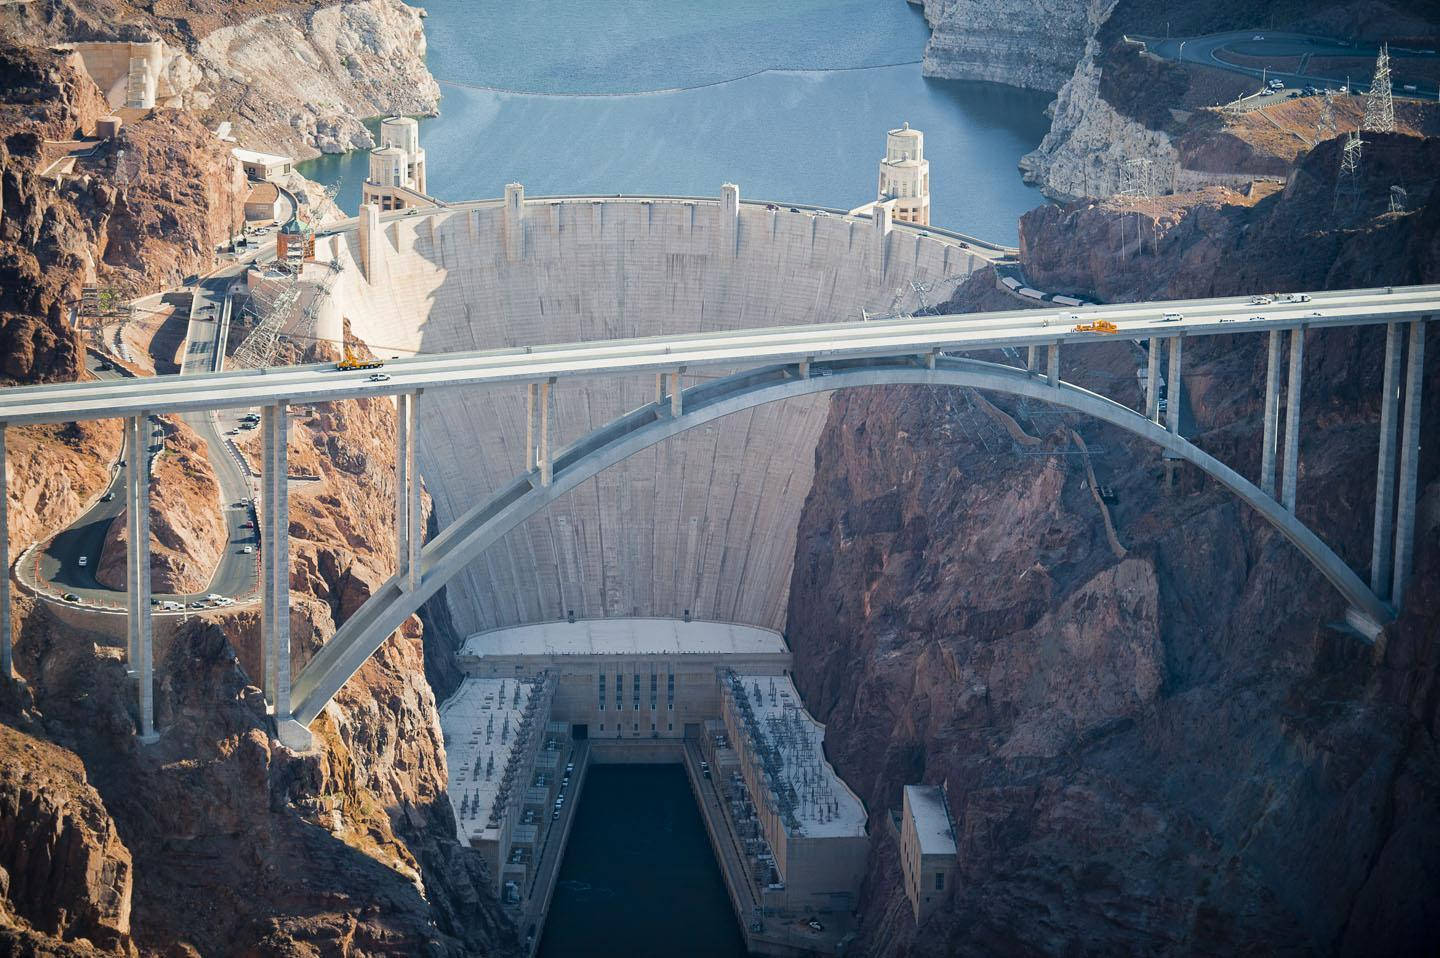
[1027, 346, 1038, 375]
[1282, 327, 1305, 512]
[262, 402, 298, 744]
[1146, 336, 1161, 421]
[671, 369, 685, 416]
[126, 414, 157, 743]
[1370, 323, 1403, 595]
[0, 424, 11, 682]
[1046, 343, 1060, 387]
[525, 383, 537, 472]
[1392, 319, 1426, 608]
[1261, 330, 1282, 497]
[539, 379, 553, 487]
[396, 391, 422, 593]
[1167, 336, 1183, 435]
[798, 359, 810, 379]
[655, 373, 665, 403]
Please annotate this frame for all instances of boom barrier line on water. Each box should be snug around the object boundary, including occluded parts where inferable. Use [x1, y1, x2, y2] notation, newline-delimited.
[435, 58, 924, 99]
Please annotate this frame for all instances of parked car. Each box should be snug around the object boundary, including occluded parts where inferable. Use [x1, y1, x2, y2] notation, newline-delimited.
[78, 556, 88, 567]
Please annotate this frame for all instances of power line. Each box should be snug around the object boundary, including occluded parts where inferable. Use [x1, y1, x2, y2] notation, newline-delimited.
[1362, 44, 1395, 133]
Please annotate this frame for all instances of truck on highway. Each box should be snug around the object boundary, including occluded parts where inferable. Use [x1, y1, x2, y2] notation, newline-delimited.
[1073, 319, 1118, 334]
[336, 346, 383, 372]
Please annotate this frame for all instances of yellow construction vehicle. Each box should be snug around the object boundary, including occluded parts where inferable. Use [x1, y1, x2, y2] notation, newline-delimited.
[337, 346, 383, 371]
[1073, 319, 1118, 334]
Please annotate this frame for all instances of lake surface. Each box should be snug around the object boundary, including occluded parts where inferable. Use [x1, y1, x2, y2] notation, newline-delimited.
[298, 0, 1053, 243]
[537, 764, 745, 958]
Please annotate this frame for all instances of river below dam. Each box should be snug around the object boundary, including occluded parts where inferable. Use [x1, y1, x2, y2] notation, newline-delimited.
[299, 0, 1053, 243]
[537, 764, 745, 958]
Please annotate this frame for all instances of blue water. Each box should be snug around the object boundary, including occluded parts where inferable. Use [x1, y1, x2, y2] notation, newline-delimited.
[298, 0, 1053, 243]
[537, 764, 745, 958]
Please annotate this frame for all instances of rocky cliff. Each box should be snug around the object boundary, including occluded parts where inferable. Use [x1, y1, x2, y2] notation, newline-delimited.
[1019, 132, 1440, 303]
[1, 343, 518, 955]
[787, 135, 1440, 956]
[193, 0, 440, 159]
[9, 0, 439, 160]
[0, 721, 133, 955]
[915, 0, 1104, 93]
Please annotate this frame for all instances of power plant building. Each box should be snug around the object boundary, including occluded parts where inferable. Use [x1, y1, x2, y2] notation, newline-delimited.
[900, 784, 958, 922]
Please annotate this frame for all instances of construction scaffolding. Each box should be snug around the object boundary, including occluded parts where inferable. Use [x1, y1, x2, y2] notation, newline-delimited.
[229, 259, 341, 369]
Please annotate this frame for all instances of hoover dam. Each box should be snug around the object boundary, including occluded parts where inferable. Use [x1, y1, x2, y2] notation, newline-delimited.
[313, 187, 995, 637]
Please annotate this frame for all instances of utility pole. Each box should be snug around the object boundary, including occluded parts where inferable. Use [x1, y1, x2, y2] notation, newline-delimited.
[1334, 130, 1364, 215]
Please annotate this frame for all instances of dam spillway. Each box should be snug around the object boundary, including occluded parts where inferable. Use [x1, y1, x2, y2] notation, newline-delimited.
[315, 190, 989, 636]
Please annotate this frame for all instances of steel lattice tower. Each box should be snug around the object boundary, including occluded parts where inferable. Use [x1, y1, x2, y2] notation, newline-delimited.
[1363, 44, 1395, 133]
[1335, 131, 1365, 214]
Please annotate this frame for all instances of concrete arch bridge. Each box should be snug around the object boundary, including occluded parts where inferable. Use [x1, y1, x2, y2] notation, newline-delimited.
[0, 189, 1430, 750]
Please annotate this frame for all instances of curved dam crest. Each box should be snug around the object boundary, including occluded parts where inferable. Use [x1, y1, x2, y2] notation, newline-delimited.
[316, 197, 984, 636]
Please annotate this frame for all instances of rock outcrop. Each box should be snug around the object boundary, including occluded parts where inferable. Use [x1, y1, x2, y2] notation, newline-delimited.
[0, 723, 133, 954]
[192, 0, 440, 159]
[786, 140, 1440, 956]
[95, 419, 228, 595]
[1019, 132, 1440, 303]
[915, 0, 1101, 93]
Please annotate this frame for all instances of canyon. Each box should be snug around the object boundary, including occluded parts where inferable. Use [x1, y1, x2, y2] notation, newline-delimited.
[0, 1, 1437, 956]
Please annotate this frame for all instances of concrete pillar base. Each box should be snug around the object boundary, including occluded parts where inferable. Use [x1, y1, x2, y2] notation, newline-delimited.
[137, 730, 160, 745]
[1343, 606, 1385, 643]
[275, 718, 315, 752]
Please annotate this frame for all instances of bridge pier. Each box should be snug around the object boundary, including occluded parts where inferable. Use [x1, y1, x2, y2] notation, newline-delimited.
[671, 369, 685, 416]
[1166, 336, 1183, 435]
[1261, 330, 1282, 498]
[397, 391, 422, 592]
[1393, 319, 1426, 608]
[1282, 327, 1305, 512]
[1027, 346, 1038, 375]
[261, 402, 304, 749]
[539, 379, 554, 487]
[1371, 323, 1403, 595]
[1146, 336, 1161, 421]
[1046, 343, 1060, 387]
[0, 424, 11, 682]
[126, 414, 157, 742]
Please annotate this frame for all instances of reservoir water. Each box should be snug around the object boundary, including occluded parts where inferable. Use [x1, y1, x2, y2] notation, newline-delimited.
[298, 0, 1053, 243]
[537, 764, 745, 958]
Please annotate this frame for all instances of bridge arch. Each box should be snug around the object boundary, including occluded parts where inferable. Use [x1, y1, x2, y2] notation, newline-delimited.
[289, 355, 1390, 728]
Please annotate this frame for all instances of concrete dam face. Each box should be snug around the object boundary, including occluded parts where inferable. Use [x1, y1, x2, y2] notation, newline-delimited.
[317, 194, 984, 637]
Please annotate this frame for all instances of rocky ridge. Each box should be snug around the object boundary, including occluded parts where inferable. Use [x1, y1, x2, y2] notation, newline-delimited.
[788, 130, 1440, 956]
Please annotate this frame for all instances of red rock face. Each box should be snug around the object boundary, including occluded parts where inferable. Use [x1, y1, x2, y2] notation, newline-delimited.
[787, 188, 1440, 953]
[0, 721, 133, 953]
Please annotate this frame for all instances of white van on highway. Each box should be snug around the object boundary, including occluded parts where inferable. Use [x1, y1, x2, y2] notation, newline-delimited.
[1161, 312, 1183, 322]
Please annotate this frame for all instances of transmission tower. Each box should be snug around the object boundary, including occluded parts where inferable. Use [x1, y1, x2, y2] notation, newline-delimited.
[1388, 185, 1408, 214]
[1363, 45, 1395, 133]
[1334, 131, 1365, 214]
[232, 277, 303, 369]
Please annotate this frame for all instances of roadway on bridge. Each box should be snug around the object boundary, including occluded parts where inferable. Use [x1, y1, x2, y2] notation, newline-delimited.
[0, 285, 1431, 426]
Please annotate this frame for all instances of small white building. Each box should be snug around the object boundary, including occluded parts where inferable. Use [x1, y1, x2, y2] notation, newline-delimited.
[232, 148, 293, 182]
[877, 121, 930, 226]
[900, 784, 957, 922]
